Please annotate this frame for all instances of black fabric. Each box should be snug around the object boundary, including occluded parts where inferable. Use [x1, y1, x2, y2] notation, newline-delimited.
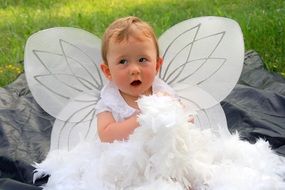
[0, 178, 42, 190]
[0, 75, 53, 189]
[222, 50, 285, 156]
[0, 50, 284, 189]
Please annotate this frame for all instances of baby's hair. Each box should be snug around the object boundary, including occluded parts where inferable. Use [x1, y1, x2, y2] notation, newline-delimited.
[101, 16, 159, 64]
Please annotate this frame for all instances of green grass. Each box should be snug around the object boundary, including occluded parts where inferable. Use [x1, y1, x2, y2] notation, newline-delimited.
[0, 0, 284, 87]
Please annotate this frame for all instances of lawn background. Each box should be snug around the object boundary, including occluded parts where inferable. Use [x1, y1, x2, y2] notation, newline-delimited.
[0, 0, 284, 87]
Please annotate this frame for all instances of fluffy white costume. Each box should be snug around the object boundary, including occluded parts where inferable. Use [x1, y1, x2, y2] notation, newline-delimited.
[34, 95, 285, 190]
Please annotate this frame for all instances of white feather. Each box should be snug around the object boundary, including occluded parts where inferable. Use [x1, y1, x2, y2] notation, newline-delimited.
[34, 94, 285, 190]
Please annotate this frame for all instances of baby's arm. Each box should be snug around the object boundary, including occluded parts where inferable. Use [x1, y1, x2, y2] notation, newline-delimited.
[97, 112, 139, 143]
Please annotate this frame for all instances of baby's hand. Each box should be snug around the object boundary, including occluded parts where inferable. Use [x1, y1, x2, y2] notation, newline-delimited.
[188, 115, 195, 124]
[155, 92, 195, 124]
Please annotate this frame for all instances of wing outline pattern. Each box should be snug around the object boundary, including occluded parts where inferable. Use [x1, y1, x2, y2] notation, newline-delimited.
[24, 27, 104, 122]
[24, 17, 244, 151]
[159, 16, 244, 136]
[159, 16, 244, 108]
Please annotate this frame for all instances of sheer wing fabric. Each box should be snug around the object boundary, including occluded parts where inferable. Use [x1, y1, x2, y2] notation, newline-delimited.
[24, 17, 244, 151]
[159, 17, 244, 134]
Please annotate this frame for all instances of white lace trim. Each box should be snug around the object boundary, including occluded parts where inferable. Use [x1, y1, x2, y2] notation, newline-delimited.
[95, 77, 175, 121]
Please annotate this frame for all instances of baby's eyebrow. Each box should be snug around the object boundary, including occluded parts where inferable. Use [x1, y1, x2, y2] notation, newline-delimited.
[115, 55, 128, 60]
[137, 54, 150, 58]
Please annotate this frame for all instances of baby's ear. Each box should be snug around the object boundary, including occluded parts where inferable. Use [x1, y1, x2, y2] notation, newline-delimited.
[156, 57, 163, 73]
[100, 63, 112, 80]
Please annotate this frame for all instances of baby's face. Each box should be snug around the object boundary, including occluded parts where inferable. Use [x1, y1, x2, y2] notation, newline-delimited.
[105, 35, 161, 100]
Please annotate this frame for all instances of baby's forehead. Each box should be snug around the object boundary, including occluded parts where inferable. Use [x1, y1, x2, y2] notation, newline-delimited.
[110, 33, 152, 45]
[110, 26, 153, 43]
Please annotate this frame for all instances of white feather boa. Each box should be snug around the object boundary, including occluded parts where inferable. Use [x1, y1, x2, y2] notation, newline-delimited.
[33, 94, 285, 190]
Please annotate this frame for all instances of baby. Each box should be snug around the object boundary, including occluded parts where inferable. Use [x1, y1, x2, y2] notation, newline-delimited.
[96, 16, 176, 143]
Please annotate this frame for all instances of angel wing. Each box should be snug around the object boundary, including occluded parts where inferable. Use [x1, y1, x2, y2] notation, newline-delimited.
[24, 27, 104, 122]
[158, 16, 244, 133]
[24, 27, 105, 150]
[24, 17, 244, 151]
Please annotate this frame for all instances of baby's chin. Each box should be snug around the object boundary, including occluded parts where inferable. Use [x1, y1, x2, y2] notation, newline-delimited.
[119, 86, 153, 99]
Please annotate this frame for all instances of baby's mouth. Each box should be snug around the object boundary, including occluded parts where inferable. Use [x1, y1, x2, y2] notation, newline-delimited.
[130, 80, 142, 86]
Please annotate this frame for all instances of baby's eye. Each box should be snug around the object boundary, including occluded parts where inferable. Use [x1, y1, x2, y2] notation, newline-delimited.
[119, 59, 128, 64]
[139, 58, 147, 63]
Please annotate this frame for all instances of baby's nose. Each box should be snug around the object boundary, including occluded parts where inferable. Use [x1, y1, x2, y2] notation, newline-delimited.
[129, 65, 140, 75]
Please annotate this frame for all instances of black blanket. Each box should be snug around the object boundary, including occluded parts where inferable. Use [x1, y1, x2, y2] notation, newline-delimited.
[0, 50, 284, 189]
